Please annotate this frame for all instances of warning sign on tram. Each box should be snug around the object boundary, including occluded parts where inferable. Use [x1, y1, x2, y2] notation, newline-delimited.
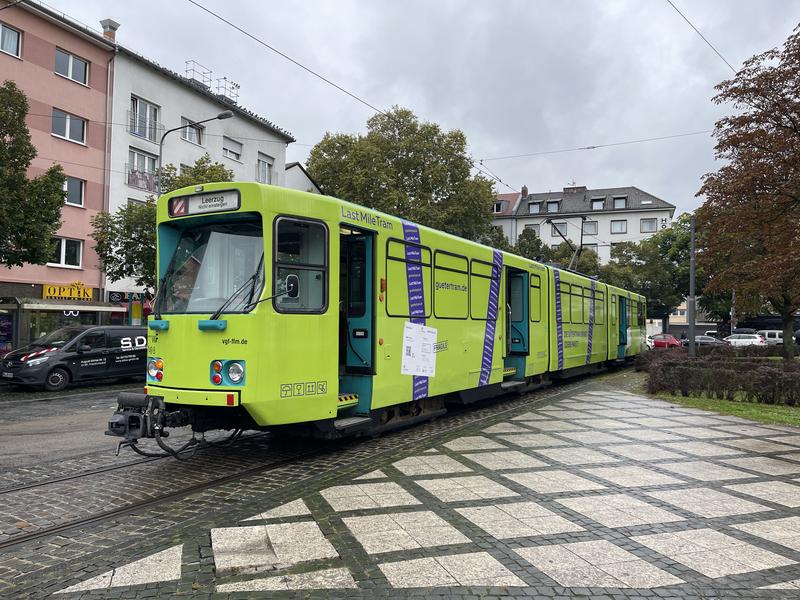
[168, 190, 240, 217]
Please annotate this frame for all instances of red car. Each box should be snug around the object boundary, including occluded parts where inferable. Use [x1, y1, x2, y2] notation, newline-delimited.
[650, 333, 682, 349]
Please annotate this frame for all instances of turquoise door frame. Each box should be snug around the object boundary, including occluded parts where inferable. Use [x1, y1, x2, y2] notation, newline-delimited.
[508, 269, 529, 354]
[617, 295, 628, 359]
[343, 232, 374, 371]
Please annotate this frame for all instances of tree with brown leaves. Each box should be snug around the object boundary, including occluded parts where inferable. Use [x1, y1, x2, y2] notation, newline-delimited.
[697, 26, 800, 357]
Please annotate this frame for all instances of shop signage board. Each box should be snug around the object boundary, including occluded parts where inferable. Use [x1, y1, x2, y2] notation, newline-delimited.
[42, 282, 92, 301]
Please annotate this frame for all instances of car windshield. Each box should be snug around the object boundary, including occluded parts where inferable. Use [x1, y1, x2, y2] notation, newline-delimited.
[31, 327, 86, 347]
[157, 219, 265, 315]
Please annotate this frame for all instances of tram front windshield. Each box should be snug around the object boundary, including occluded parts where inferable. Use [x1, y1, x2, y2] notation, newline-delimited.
[158, 220, 264, 315]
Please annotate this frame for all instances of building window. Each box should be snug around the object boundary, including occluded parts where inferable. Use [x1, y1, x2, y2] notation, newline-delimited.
[64, 177, 84, 206]
[583, 243, 598, 254]
[49, 237, 82, 268]
[523, 223, 540, 236]
[129, 96, 160, 142]
[551, 222, 567, 237]
[611, 219, 627, 234]
[547, 200, 560, 213]
[256, 152, 273, 184]
[223, 136, 243, 161]
[127, 148, 158, 192]
[582, 220, 598, 235]
[528, 202, 540, 214]
[551, 243, 561, 251]
[0, 23, 20, 57]
[51, 108, 86, 144]
[54, 48, 88, 85]
[613, 196, 627, 209]
[591, 198, 604, 211]
[640, 218, 657, 233]
[127, 198, 145, 207]
[180, 117, 203, 145]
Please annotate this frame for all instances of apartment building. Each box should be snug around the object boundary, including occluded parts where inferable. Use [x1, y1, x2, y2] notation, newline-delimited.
[493, 185, 676, 264]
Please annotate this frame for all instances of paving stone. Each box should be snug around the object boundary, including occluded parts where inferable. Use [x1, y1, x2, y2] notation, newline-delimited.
[555, 430, 623, 445]
[633, 529, 794, 578]
[759, 578, 800, 589]
[243, 499, 310, 522]
[511, 411, 550, 421]
[320, 482, 422, 511]
[581, 465, 684, 487]
[660, 427, 738, 440]
[622, 417, 686, 428]
[525, 420, 588, 432]
[721, 438, 800, 453]
[655, 460, 757, 482]
[572, 418, 637, 430]
[538, 409, 594, 419]
[769, 435, 800, 447]
[534, 446, 620, 465]
[392, 455, 472, 476]
[354, 469, 388, 480]
[343, 510, 470, 554]
[379, 552, 525, 587]
[734, 516, 800, 552]
[457, 501, 583, 539]
[721, 456, 800, 476]
[715, 424, 788, 437]
[461, 450, 549, 471]
[482, 422, 533, 434]
[504, 470, 606, 493]
[657, 440, 744, 457]
[415, 475, 520, 502]
[55, 545, 183, 593]
[646, 487, 771, 518]
[557, 493, 684, 527]
[444, 436, 507, 451]
[216, 567, 357, 592]
[497, 433, 571, 448]
[618, 429, 687, 443]
[599, 444, 684, 461]
[515, 540, 682, 588]
[726, 481, 800, 508]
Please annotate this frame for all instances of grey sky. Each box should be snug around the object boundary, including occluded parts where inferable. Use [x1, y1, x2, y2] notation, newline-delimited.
[46, 0, 800, 215]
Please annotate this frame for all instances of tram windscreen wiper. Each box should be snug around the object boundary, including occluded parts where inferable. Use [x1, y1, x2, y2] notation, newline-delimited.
[209, 253, 265, 320]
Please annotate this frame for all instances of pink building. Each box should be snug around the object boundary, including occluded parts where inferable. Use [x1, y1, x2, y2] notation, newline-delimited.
[0, 0, 120, 349]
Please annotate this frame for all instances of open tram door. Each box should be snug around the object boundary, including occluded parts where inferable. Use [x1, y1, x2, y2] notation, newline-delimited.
[338, 226, 376, 415]
[617, 295, 628, 359]
[504, 267, 529, 380]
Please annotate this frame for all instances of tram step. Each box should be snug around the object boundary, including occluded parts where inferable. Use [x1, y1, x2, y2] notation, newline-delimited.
[503, 367, 517, 377]
[333, 416, 373, 432]
[500, 380, 526, 390]
[337, 393, 359, 409]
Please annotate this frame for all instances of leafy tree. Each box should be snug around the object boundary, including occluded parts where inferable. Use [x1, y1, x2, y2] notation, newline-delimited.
[513, 228, 553, 263]
[0, 80, 66, 267]
[91, 154, 234, 290]
[480, 225, 513, 252]
[307, 107, 495, 241]
[550, 243, 600, 277]
[697, 27, 800, 357]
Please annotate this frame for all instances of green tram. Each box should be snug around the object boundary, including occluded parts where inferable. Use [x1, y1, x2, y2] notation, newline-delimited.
[107, 183, 645, 453]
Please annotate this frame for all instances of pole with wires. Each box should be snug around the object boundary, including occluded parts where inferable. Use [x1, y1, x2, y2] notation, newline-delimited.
[687, 215, 697, 358]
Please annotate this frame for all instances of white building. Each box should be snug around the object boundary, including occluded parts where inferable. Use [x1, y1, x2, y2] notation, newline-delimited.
[492, 185, 676, 264]
[102, 21, 294, 293]
[285, 161, 321, 194]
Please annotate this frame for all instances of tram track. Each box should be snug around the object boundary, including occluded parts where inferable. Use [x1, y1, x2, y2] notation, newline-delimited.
[0, 371, 619, 555]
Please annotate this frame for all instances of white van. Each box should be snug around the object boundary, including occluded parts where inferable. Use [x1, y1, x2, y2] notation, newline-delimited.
[757, 330, 783, 346]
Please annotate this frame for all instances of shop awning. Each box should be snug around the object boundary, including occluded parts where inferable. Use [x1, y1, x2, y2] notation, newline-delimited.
[7, 297, 128, 313]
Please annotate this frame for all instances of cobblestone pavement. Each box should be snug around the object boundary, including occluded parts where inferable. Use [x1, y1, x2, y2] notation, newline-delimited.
[3, 370, 800, 599]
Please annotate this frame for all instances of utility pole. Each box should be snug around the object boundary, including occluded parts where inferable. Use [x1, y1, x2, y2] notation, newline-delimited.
[687, 215, 696, 358]
[730, 289, 737, 333]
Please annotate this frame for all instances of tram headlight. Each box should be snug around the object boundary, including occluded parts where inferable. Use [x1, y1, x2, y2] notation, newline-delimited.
[227, 361, 244, 383]
[147, 359, 159, 378]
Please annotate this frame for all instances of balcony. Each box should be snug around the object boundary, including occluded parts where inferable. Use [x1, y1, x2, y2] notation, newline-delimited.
[127, 110, 164, 143]
[126, 164, 158, 193]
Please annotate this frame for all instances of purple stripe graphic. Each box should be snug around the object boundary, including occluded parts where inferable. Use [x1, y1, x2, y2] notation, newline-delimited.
[586, 280, 596, 365]
[478, 250, 503, 386]
[402, 221, 428, 400]
[553, 269, 564, 370]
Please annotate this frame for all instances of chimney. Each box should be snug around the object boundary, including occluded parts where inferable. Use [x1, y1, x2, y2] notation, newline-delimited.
[521, 184, 528, 199]
[100, 19, 120, 42]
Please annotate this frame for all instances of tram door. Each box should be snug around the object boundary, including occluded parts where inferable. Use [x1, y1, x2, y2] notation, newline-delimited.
[617, 295, 628, 359]
[339, 228, 375, 374]
[505, 267, 529, 379]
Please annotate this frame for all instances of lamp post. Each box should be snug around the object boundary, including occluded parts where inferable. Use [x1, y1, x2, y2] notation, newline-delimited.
[156, 110, 234, 196]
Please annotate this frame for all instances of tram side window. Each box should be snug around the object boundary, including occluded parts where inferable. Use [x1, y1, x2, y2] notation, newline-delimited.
[386, 239, 432, 318]
[583, 287, 593, 325]
[559, 282, 571, 323]
[274, 217, 328, 313]
[469, 259, 498, 320]
[611, 296, 617, 325]
[434, 251, 468, 319]
[595, 290, 605, 325]
[571, 284, 583, 324]
[530, 273, 542, 322]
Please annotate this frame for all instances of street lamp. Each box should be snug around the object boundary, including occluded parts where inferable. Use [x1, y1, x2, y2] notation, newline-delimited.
[156, 110, 234, 195]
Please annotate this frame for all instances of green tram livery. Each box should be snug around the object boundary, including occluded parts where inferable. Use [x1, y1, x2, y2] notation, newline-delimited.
[107, 183, 645, 453]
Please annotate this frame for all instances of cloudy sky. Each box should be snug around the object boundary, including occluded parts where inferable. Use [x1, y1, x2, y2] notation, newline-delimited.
[46, 0, 800, 215]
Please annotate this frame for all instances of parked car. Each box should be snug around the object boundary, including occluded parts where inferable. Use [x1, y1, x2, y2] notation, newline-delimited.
[646, 335, 655, 350]
[757, 330, 784, 346]
[682, 335, 729, 347]
[703, 330, 718, 337]
[732, 328, 758, 335]
[650, 333, 682, 349]
[0, 325, 147, 391]
[723, 333, 766, 347]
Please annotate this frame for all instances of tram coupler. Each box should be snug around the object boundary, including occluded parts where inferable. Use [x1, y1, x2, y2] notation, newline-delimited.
[105, 392, 167, 442]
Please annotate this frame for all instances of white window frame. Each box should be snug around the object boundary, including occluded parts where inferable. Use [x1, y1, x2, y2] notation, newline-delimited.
[613, 196, 627, 210]
[582, 220, 598, 235]
[256, 152, 273, 184]
[551, 222, 567, 237]
[546, 200, 560, 213]
[591, 198, 604, 211]
[523, 223, 540, 236]
[63, 176, 85, 207]
[640, 218, 657, 233]
[610, 219, 627, 234]
[528, 202, 540, 214]
[1, 22, 21, 58]
[180, 117, 204, 146]
[492, 202, 503, 214]
[583, 244, 598, 254]
[54, 48, 88, 85]
[51, 108, 86, 144]
[129, 96, 160, 142]
[222, 136, 243, 161]
[48, 237, 82, 269]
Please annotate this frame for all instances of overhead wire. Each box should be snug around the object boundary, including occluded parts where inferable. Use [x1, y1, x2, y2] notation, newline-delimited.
[664, 0, 737, 74]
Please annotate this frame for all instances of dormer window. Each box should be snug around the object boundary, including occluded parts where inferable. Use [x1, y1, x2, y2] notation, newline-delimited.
[528, 202, 540, 214]
[591, 198, 604, 211]
[546, 200, 560, 213]
[613, 196, 627, 210]
[492, 201, 505, 213]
